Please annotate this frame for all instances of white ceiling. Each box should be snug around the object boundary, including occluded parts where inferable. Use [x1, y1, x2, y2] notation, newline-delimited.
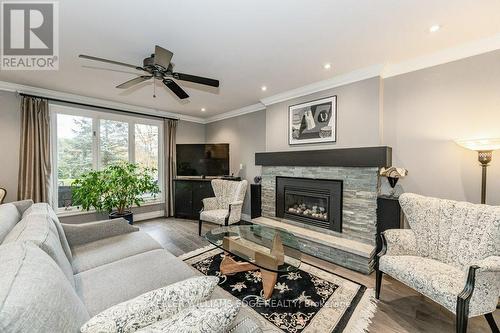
[1, 0, 500, 118]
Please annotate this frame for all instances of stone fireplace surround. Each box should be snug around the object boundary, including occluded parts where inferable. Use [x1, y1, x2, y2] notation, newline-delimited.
[253, 146, 392, 274]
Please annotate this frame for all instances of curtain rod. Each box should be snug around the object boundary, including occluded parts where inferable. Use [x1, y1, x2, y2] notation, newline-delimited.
[18, 92, 178, 121]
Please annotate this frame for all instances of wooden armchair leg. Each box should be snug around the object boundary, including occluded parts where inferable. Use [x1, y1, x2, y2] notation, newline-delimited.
[455, 266, 479, 333]
[485, 313, 499, 333]
[224, 204, 232, 226]
[375, 232, 387, 300]
[198, 206, 204, 236]
[456, 297, 469, 333]
[375, 269, 383, 300]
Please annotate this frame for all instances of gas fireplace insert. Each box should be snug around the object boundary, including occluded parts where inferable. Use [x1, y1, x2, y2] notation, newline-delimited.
[276, 176, 343, 232]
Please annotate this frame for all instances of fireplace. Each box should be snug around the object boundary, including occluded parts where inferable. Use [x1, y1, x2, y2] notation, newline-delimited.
[276, 176, 343, 232]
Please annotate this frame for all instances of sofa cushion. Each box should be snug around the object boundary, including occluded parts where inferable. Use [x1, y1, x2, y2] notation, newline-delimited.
[22, 203, 73, 261]
[71, 231, 163, 273]
[136, 299, 241, 333]
[12, 199, 34, 215]
[0, 203, 21, 243]
[63, 218, 139, 247]
[80, 276, 219, 333]
[3, 213, 76, 287]
[0, 242, 89, 333]
[75, 249, 197, 316]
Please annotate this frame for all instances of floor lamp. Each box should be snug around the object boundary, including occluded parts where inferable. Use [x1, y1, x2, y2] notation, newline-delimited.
[456, 138, 500, 204]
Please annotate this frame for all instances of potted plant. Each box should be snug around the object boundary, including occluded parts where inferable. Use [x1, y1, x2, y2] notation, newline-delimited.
[72, 163, 160, 224]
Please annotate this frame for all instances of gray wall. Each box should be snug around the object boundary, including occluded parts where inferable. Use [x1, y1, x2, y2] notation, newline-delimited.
[266, 77, 382, 151]
[177, 120, 206, 144]
[383, 50, 500, 205]
[205, 110, 266, 215]
[0, 91, 21, 203]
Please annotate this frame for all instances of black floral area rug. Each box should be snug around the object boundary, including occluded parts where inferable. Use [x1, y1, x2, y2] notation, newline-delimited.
[180, 246, 377, 333]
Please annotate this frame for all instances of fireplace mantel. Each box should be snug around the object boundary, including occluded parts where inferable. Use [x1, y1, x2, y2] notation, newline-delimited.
[255, 146, 392, 167]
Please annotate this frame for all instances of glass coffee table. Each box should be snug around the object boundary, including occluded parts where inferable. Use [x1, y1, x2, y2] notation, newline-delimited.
[205, 225, 302, 299]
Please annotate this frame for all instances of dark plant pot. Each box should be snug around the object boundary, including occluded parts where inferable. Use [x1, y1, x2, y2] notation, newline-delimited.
[109, 211, 134, 225]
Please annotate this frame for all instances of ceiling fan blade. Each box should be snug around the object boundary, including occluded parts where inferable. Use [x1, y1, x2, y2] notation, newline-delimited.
[163, 79, 189, 99]
[173, 72, 219, 87]
[154, 45, 173, 69]
[116, 75, 153, 89]
[79, 54, 144, 71]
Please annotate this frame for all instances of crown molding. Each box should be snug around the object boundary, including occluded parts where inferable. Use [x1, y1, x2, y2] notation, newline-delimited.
[210, 33, 500, 122]
[3, 33, 500, 125]
[204, 102, 266, 123]
[260, 64, 384, 106]
[0, 81, 206, 124]
[382, 32, 500, 78]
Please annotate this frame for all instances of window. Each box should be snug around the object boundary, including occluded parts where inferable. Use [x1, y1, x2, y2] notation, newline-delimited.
[56, 114, 93, 208]
[100, 119, 129, 167]
[135, 124, 159, 178]
[51, 104, 164, 210]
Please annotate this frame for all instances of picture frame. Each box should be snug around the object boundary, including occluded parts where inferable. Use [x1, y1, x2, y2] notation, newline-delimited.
[288, 96, 337, 145]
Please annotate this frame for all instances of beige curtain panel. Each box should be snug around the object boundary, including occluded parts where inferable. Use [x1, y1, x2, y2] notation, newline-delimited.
[164, 119, 178, 216]
[18, 96, 52, 203]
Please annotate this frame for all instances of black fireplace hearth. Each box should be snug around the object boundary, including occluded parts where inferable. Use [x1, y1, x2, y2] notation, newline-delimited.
[276, 176, 343, 232]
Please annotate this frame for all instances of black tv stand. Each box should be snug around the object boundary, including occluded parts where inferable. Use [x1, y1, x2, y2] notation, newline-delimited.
[173, 176, 241, 219]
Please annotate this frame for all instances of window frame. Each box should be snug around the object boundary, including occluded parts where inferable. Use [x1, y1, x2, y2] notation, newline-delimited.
[50, 103, 165, 213]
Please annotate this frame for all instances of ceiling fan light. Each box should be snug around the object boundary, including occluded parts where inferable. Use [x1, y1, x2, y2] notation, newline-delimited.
[429, 24, 441, 33]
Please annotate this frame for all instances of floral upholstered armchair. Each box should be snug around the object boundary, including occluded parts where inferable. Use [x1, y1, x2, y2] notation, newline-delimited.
[198, 179, 248, 235]
[376, 193, 500, 333]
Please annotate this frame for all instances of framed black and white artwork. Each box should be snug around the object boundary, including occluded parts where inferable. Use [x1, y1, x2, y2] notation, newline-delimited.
[288, 96, 337, 145]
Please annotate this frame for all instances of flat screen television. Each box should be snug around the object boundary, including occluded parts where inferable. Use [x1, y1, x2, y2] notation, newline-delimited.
[176, 143, 230, 177]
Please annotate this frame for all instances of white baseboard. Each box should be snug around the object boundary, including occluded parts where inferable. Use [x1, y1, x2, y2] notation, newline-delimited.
[135, 210, 165, 222]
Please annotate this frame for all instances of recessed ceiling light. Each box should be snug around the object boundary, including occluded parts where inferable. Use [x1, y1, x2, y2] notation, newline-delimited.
[323, 63, 332, 70]
[201, 108, 206, 112]
[429, 24, 440, 33]
[261, 86, 267, 92]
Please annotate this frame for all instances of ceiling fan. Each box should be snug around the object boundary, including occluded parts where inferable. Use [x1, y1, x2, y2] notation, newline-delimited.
[79, 45, 219, 100]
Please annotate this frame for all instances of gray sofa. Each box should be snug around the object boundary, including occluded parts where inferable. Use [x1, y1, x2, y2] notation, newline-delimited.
[0, 200, 264, 333]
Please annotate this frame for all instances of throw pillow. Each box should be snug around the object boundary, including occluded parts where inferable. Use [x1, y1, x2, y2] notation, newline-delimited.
[136, 299, 241, 333]
[80, 276, 219, 333]
[228, 317, 263, 333]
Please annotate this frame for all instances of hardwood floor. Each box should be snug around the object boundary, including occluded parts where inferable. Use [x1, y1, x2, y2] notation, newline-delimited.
[137, 218, 499, 333]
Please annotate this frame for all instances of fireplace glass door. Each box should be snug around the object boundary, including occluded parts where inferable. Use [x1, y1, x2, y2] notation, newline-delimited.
[284, 188, 330, 228]
[276, 176, 343, 232]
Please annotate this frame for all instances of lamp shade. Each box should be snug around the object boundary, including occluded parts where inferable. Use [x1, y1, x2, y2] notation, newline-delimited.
[380, 167, 408, 178]
[455, 138, 500, 151]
